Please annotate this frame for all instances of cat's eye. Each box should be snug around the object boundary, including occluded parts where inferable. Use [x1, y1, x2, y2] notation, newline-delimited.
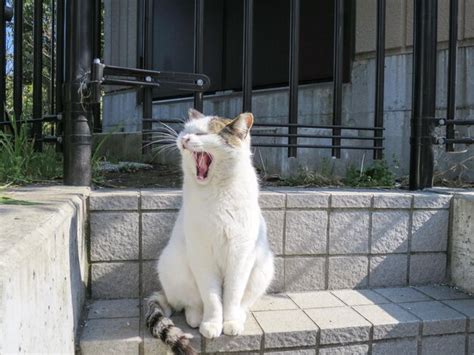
[195, 132, 207, 136]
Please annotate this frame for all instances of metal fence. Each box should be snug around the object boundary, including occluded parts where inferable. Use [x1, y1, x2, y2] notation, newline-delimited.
[0, 0, 472, 188]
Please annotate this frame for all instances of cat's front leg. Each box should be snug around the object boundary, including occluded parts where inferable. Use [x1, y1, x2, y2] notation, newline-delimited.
[223, 241, 255, 336]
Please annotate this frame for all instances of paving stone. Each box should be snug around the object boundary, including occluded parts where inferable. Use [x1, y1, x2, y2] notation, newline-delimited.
[80, 317, 140, 355]
[87, 299, 140, 319]
[143, 313, 201, 354]
[328, 256, 369, 289]
[331, 289, 390, 306]
[205, 314, 262, 352]
[400, 301, 466, 335]
[141, 212, 177, 260]
[354, 303, 420, 339]
[250, 294, 298, 311]
[469, 334, 474, 355]
[141, 190, 182, 210]
[421, 334, 466, 355]
[253, 309, 318, 348]
[413, 193, 451, 209]
[262, 210, 284, 255]
[268, 257, 285, 293]
[374, 287, 431, 303]
[91, 262, 139, 299]
[373, 193, 412, 209]
[267, 350, 316, 355]
[90, 212, 139, 261]
[411, 210, 449, 252]
[259, 191, 286, 209]
[305, 307, 371, 345]
[285, 257, 326, 292]
[331, 192, 372, 208]
[288, 291, 345, 309]
[142, 260, 161, 298]
[90, 190, 139, 210]
[443, 299, 474, 331]
[369, 255, 408, 287]
[285, 210, 328, 255]
[415, 285, 471, 300]
[409, 254, 447, 285]
[371, 211, 409, 253]
[286, 191, 330, 208]
[329, 211, 370, 254]
[319, 344, 369, 355]
[372, 338, 418, 355]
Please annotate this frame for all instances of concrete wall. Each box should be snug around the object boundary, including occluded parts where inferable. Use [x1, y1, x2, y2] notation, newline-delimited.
[88, 189, 453, 299]
[102, 0, 474, 179]
[0, 187, 89, 354]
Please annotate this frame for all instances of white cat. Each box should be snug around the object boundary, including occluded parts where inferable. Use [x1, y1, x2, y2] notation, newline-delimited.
[146, 109, 274, 354]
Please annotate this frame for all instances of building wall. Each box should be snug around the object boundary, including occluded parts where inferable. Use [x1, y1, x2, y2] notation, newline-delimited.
[102, 0, 474, 179]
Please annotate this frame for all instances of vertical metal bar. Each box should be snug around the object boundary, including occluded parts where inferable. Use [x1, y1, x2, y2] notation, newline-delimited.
[50, 0, 55, 114]
[63, 0, 93, 185]
[446, 0, 458, 152]
[242, 0, 253, 112]
[193, 0, 204, 112]
[332, 0, 344, 158]
[91, 0, 102, 132]
[288, 0, 300, 158]
[0, 0, 5, 123]
[13, 0, 23, 123]
[33, 0, 43, 151]
[142, 0, 153, 154]
[409, 0, 438, 190]
[55, 0, 64, 151]
[373, 0, 385, 160]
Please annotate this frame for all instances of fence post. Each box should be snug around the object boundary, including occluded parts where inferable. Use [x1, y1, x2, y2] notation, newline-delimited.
[409, 0, 438, 190]
[63, 0, 93, 186]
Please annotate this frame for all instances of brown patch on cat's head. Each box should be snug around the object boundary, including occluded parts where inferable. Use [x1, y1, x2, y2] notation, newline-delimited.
[208, 113, 254, 148]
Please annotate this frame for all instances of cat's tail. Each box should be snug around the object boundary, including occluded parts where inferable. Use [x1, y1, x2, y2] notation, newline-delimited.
[145, 291, 197, 355]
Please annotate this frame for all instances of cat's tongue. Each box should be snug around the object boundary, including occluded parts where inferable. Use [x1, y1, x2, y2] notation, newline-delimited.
[195, 152, 212, 180]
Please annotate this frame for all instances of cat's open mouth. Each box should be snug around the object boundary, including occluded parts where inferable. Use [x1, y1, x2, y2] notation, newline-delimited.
[193, 151, 213, 181]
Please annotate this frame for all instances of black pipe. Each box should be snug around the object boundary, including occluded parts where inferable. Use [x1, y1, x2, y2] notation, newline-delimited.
[32, 0, 43, 151]
[55, 0, 64, 152]
[91, 0, 102, 133]
[142, 0, 153, 154]
[288, 0, 300, 158]
[0, 1, 5, 123]
[373, 0, 385, 159]
[13, 0, 23, 124]
[446, 0, 458, 151]
[332, 0, 344, 158]
[50, 0, 55, 115]
[242, 0, 253, 112]
[193, 0, 204, 112]
[409, 0, 438, 190]
[63, 0, 93, 185]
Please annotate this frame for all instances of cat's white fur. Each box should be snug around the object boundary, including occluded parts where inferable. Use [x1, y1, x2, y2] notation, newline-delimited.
[156, 110, 274, 339]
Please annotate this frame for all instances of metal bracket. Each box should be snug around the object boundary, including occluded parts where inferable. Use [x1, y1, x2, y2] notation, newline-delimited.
[90, 59, 211, 103]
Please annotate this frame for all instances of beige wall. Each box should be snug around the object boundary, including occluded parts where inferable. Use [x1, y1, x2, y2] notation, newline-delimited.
[356, 0, 474, 56]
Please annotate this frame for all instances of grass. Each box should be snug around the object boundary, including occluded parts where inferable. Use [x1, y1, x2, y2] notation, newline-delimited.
[344, 160, 396, 188]
[0, 196, 40, 205]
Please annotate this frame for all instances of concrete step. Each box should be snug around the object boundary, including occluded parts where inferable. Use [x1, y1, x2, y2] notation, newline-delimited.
[79, 286, 474, 354]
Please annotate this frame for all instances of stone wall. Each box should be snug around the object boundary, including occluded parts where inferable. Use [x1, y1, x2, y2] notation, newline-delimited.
[89, 189, 453, 300]
[0, 187, 89, 354]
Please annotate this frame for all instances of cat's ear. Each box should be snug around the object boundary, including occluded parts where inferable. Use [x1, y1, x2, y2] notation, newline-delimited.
[188, 108, 205, 120]
[227, 112, 254, 139]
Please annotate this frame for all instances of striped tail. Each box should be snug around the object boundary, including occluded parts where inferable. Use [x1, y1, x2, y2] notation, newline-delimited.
[145, 292, 197, 355]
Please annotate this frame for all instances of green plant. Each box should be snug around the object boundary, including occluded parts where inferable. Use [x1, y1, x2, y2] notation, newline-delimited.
[344, 160, 395, 188]
[280, 166, 342, 187]
[0, 116, 62, 184]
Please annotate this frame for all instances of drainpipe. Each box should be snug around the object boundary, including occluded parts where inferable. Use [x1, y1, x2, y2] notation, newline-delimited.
[63, 0, 93, 186]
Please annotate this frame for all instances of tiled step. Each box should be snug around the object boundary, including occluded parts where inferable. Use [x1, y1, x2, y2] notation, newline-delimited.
[79, 286, 474, 355]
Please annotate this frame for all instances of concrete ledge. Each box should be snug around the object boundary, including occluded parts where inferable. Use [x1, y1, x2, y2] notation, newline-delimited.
[80, 286, 474, 354]
[0, 186, 89, 354]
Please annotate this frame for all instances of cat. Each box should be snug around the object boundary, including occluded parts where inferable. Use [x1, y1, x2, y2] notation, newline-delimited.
[145, 108, 274, 354]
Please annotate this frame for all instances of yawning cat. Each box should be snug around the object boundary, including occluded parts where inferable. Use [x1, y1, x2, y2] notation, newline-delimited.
[146, 109, 274, 354]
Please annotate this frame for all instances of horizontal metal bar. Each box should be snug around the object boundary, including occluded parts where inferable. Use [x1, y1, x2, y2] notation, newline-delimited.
[0, 115, 61, 126]
[444, 119, 474, 126]
[252, 133, 385, 140]
[252, 143, 384, 150]
[442, 138, 474, 145]
[142, 119, 185, 124]
[254, 122, 384, 131]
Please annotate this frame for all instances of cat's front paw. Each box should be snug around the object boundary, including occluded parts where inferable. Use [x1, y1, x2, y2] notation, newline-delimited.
[223, 320, 245, 336]
[199, 321, 222, 338]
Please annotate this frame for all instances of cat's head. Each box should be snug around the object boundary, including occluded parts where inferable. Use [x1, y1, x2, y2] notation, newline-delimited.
[177, 108, 254, 185]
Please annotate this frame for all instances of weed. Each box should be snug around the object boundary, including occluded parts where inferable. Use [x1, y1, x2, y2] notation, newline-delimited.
[344, 160, 395, 188]
[279, 166, 342, 187]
